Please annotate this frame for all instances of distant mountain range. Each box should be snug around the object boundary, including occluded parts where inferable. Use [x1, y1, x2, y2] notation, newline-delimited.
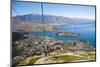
[12, 14, 95, 32]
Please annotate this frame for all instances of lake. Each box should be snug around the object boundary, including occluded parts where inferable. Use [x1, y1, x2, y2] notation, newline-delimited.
[32, 22, 96, 48]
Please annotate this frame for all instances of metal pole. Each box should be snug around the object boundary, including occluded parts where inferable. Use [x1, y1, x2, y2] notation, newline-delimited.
[41, 2, 46, 39]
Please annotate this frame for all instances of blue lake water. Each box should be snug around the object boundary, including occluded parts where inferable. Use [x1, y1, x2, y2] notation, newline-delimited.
[32, 22, 96, 47]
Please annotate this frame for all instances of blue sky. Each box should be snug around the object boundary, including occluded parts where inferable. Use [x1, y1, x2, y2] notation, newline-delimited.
[43, 3, 95, 19]
[12, 1, 95, 19]
[12, 1, 42, 16]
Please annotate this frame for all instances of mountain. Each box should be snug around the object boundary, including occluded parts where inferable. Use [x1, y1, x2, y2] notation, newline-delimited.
[11, 14, 94, 32]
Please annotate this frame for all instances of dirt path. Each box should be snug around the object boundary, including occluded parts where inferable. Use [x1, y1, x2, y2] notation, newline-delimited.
[34, 53, 85, 64]
[34, 56, 50, 64]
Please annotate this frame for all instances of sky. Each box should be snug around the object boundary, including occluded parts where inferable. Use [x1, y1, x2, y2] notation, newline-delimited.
[12, 1, 42, 16]
[43, 3, 95, 19]
[12, 0, 95, 19]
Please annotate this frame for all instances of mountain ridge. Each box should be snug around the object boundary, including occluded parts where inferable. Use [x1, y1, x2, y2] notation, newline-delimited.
[12, 14, 95, 32]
